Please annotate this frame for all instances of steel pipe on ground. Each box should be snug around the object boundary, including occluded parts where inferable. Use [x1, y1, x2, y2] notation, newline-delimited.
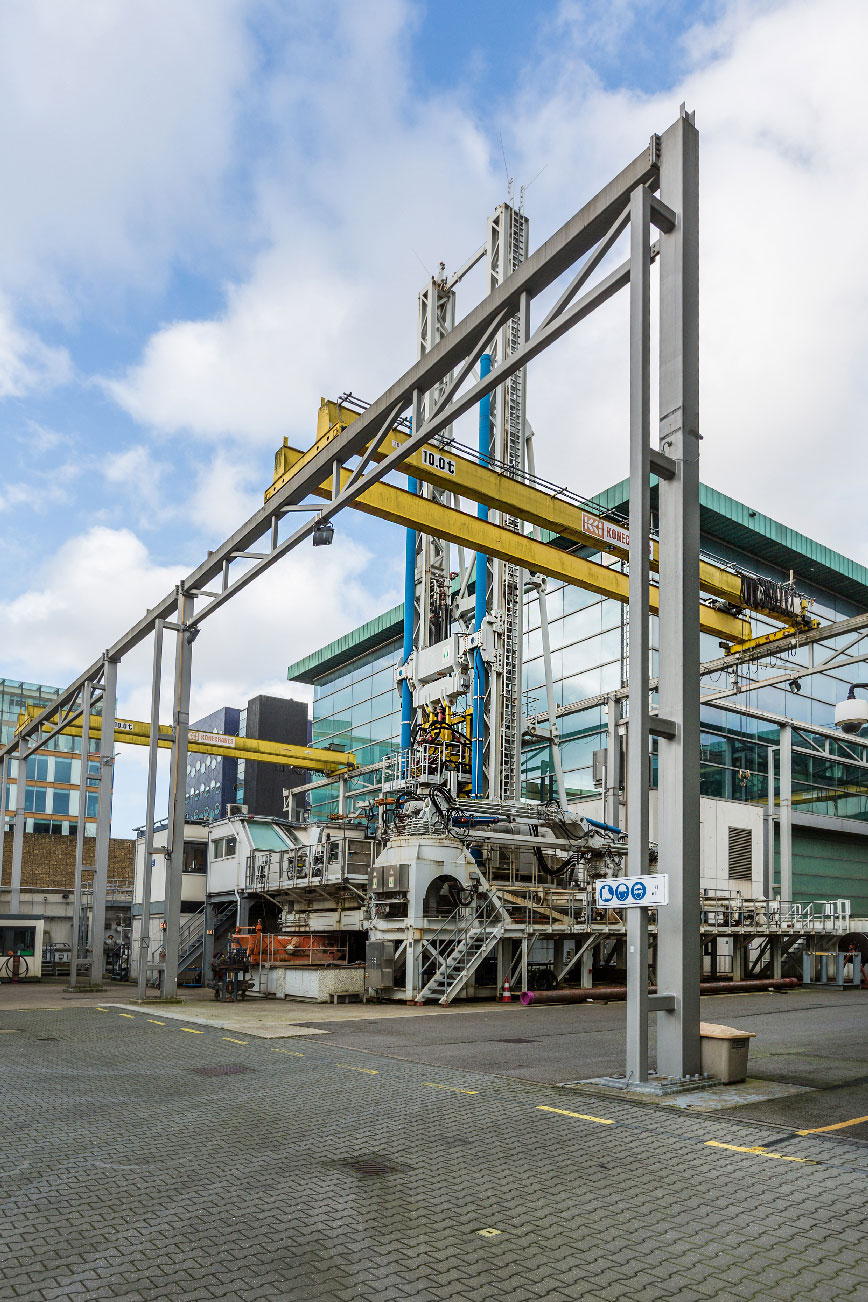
[519, 978, 799, 1006]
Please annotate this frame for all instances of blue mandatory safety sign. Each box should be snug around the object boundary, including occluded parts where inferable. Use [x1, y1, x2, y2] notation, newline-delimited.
[594, 873, 668, 908]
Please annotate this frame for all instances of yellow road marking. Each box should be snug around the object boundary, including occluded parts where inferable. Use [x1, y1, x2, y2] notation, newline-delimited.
[423, 1082, 478, 1095]
[705, 1141, 810, 1163]
[96, 1007, 110, 1012]
[476, 1229, 502, 1237]
[797, 1115, 868, 1135]
[339, 1064, 379, 1074]
[536, 1105, 614, 1125]
[271, 1048, 304, 1056]
[222, 1037, 248, 1045]
[147, 1019, 165, 1025]
[180, 1028, 203, 1034]
[118, 1013, 136, 1019]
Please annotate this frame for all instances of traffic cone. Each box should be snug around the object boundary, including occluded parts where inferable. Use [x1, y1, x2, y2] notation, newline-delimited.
[501, 979, 512, 1003]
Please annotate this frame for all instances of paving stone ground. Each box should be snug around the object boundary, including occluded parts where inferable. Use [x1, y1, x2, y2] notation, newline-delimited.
[2, 1006, 868, 1301]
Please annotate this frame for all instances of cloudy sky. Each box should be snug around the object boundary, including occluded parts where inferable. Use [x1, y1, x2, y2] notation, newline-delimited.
[2, 0, 866, 835]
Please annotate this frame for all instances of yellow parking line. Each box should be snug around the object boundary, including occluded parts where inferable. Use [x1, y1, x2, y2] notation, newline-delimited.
[180, 1028, 203, 1034]
[96, 1007, 110, 1012]
[705, 1141, 810, 1163]
[339, 1064, 379, 1074]
[118, 1013, 136, 1019]
[271, 1048, 304, 1056]
[147, 1019, 165, 1026]
[222, 1037, 248, 1045]
[797, 1115, 868, 1135]
[423, 1082, 478, 1095]
[536, 1105, 614, 1125]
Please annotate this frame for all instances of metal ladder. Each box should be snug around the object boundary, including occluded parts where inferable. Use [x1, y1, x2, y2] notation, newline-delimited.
[493, 203, 528, 802]
[416, 889, 506, 1005]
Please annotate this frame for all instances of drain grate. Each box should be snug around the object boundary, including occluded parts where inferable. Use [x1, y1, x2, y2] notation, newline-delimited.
[341, 1156, 406, 1177]
[192, 1064, 254, 1077]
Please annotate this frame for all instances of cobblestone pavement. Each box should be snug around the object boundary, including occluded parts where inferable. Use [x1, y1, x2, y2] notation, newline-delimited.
[3, 1007, 868, 1302]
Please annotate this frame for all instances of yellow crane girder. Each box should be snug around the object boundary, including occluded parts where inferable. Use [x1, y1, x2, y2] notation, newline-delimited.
[269, 399, 809, 632]
[272, 439, 751, 644]
[19, 710, 354, 773]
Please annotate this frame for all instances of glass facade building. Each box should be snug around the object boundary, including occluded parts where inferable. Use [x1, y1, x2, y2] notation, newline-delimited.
[185, 696, 309, 823]
[1, 678, 101, 836]
[185, 706, 241, 823]
[287, 482, 868, 906]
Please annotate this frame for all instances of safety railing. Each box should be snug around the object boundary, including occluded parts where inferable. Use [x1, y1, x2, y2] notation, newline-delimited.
[382, 745, 457, 788]
[81, 878, 134, 906]
[231, 926, 350, 966]
[245, 838, 375, 892]
[419, 890, 503, 988]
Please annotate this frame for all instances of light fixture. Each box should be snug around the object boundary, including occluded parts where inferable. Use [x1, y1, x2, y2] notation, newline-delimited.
[313, 521, 334, 547]
[835, 683, 868, 735]
[788, 678, 802, 694]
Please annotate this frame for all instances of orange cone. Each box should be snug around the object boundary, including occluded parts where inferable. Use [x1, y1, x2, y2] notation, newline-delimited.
[501, 979, 512, 1003]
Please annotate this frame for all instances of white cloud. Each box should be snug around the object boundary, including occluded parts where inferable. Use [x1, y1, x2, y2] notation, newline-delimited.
[507, 0, 868, 567]
[100, 0, 868, 573]
[0, 0, 254, 307]
[0, 522, 399, 834]
[0, 296, 71, 397]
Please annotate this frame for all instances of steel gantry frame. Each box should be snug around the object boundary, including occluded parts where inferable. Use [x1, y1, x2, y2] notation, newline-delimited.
[2, 116, 702, 1040]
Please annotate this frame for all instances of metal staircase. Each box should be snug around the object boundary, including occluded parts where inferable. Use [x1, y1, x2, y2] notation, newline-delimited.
[149, 899, 236, 982]
[416, 888, 507, 1005]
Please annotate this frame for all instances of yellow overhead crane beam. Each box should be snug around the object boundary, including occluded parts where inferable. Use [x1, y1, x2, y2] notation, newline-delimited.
[270, 437, 751, 644]
[17, 709, 354, 773]
[269, 399, 815, 634]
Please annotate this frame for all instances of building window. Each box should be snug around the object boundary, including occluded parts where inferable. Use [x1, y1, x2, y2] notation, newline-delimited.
[212, 835, 237, 859]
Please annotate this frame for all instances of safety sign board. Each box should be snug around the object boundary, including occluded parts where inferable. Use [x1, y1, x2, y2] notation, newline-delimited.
[595, 874, 668, 908]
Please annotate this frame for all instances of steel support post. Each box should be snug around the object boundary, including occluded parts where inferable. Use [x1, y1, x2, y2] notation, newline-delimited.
[605, 695, 622, 830]
[626, 184, 651, 1083]
[9, 739, 28, 914]
[779, 724, 792, 903]
[765, 744, 775, 897]
[525, 426, 567, 808]
[655, 109, 701, 1080]
[162, 589, 194, 999]
[0, 755, 7, 892]
[137, 620, 163, 999]
[202, 899, 217, 986]
[90, 658, 118, 985]
[69, 680, 92, 989]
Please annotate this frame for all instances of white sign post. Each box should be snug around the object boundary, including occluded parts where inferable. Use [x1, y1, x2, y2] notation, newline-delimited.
[596, 874, 669, 908]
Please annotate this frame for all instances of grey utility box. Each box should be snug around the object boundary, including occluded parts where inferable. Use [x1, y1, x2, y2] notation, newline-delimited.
[699, 1021, 756, 1083]
[370, 862, 410, 893]
[366, 940, 395, 991]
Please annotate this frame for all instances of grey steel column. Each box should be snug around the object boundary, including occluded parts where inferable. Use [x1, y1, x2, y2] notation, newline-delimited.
[0, 755, 7, 894]
[202, 898, 216, 986]
[137, 620, 163, 999]
[779, 725, 792, 903]
[10, 738, 28, 914]
[765, 745, 775, 898]
[626, 184, 651, 1083]
[90, 658, 118, 985]
[162, 588, 194, 999]
[655, 109, 701, 1079]
[605, 695, 621, 829]
[69, 680, 92, 989]
[526, 429, 567, 809]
